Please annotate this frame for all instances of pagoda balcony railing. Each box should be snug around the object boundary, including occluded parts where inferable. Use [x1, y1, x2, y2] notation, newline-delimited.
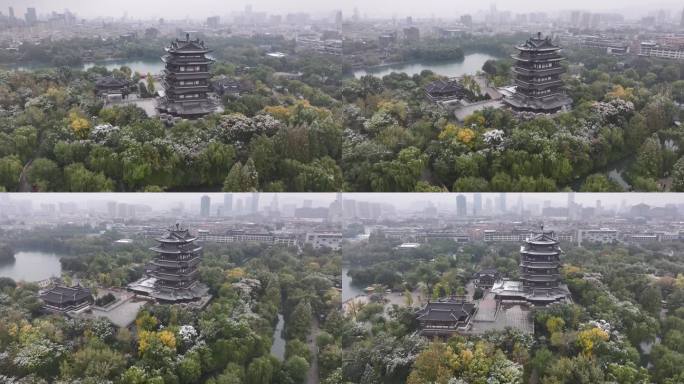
[513, 66, 565, 76]
[513, 91, 566, 100]
[151, 257, 200, 268]
[512, 55, 565, 63]
[514, 51, 562, 59]
[150, 245, 202, 254]
[520, 261, 559, 268]
[163, 69, 211, 77]
[151, 270, 198, 281]
[520, 246, 560, 255]
[521, 273, 560, 282]
[162, 82, 210, 90]
[514, 79, 564, 89]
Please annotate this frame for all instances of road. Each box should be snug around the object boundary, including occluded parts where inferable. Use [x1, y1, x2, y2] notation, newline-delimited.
[306, 316, 320, 384]
[18, 159, 32, 192]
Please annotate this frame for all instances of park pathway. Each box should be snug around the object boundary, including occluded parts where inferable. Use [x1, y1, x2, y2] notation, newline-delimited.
[306, 316, 320, 384]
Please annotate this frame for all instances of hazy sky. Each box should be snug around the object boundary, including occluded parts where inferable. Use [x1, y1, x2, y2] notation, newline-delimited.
[4, 193, 684, 211]
[2, 0, 683, 20]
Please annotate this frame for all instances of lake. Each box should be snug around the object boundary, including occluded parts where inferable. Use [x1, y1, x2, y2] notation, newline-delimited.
[353, 53, 498, 78]
[5, 59, 165, 75]
[0, 251, 63, 282]
[342, 267, 364, 302]
[83, 60, 165, 75]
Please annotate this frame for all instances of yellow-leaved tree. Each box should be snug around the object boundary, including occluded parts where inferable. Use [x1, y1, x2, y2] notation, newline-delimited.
[577, 327, 609, 357]
[68, 110, 91, 139]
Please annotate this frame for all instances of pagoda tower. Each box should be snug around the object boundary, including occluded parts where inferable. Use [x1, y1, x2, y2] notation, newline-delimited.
[518, 228, 571, 305]
[492, 226, 571, 306]
[148, 224, 207, 302]
[505, 32, 572, 113]
[157, 33, 217, 118]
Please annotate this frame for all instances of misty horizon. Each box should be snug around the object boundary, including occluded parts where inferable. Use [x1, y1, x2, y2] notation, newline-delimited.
[3, 193, 684, 212]
[3, 0, 684, 21]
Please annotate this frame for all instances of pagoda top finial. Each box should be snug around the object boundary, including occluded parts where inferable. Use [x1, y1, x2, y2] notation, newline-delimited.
[537, 31, 542, 39]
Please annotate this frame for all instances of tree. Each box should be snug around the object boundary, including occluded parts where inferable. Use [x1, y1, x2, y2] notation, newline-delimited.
[27, 158, 61, 191]
[246, 356, 276, 384]
[177, 353, 202, 384]
[672, 156, 684, 192]
[146, 73, 156, 94]
[0, 155, 23, 191]
[287, 301, 312, 340]
[63, 163, 114, 192]
[634, 134, 663, 179]
[197, 142, 236, 186]
[222, 159, 259, 192]
[284, 356, 309, 383]
[579, 174, 622, 192]
[406, 342, 458, 384]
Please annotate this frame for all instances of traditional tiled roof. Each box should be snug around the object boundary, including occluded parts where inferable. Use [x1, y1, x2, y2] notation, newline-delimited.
[424, 79, 466, 96]
[416, 300, 475, 322]
[95, 76, 129, 88]
[40, 285, 93, 305]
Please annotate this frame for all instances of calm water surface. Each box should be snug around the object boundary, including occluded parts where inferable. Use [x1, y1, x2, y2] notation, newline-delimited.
[0, 251, 62, 282]
[353, 53, 498, 78]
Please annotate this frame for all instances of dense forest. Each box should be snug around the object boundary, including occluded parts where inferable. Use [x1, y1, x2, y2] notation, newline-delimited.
[0, 227, 343, 384]
[342, 237, 684, 383]
[1, 34, 684, 192]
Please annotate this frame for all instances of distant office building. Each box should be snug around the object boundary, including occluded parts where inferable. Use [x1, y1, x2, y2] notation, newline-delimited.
[403, 26, 420, 43]
[473, 193, 482, 216]
[223, 193, 233, 216]
[639, 41, 684, 60]
[681, 8, 684, 28]
[305, 232, 343, 251]
[460, 14, 473, 27]
[577, 228, 618, 245]
[456, 195, 467, 217]
[206, 16, 220, 28]
[200, 195, 211, 217]
[334, 10, 342, 25]
[250, 192, 259, 214]
[107, 201, 117, 218]
[25, 7, 37, 25]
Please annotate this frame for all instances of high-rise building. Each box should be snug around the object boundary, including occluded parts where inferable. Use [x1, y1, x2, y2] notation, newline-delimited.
[250, 192, 259, 214]
[8, 7, 14, 20]
[456, 194, 467, 217]
[157, 33, 217, 118]
[107, 201, 117, 218]
[505, 33, 572, 114]
[681, 8, 684, 28]
[567, 192, 576, 220]
[200, 195, 210, 217]
[473, 193, 482, 216]
[498, 193, 507, 213]
[206, 16, 220, 28]
[223, 193, 233, 216]
[25, 7, 37, 25]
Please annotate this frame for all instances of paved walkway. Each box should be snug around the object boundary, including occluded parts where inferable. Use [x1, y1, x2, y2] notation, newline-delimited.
[306, 317, 320, 384]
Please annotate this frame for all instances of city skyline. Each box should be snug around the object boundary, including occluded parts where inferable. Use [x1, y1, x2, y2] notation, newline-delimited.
[3, 193, 683, 213]
[3, 0, 684, 20]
